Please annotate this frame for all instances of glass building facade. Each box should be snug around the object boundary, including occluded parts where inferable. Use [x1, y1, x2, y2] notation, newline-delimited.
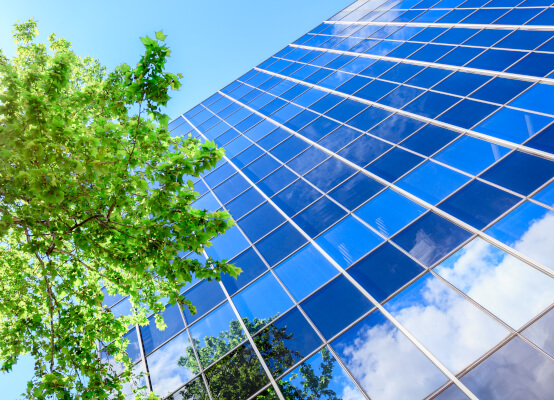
[106, 0, 554, 399]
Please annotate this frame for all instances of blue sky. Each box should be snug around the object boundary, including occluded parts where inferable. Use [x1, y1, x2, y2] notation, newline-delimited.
[0, 1, 351, 398]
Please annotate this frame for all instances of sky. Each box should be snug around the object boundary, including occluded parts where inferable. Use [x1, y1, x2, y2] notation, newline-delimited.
[0, 0, 352, 398]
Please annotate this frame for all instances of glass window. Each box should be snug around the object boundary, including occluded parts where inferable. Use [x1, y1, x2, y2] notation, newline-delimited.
[222, 248, 267, 296]
[433, 72, 490, 97]
[225, 187, 265, 220]
[205, 343, 269, 400]
[339, 134, 392, 168]
[533, 181, 554, 208]
[408, 44, 454, 63]
[401, 124, 458, 157]
[329, 172, 385, 210]
[355, 79, 398, 102]
[318, 125, 363, 152]
[293, 197, 348, 237]
[407, 67, 452, 89]
[299, 116, 341, 142]
[233, 272, 294, 330]
[348, 106, 392, 133]
[213, 174, 249, 204]
[356, 189, 426, 237]
[402, 91, 459, 119]
[485, 201, 554, 271]
[243, 154, 281, 182]
[258, 127, 290, 150]
[434, 135, 510, 176]
[287, 147, 329, 175]
[304, 158, 356, 192]
[349, 242, 424, 302]
[316, 215, 384, 268]
[254, 307, 321, 377]
[284, 110, 319, 132]
[147, 331, 198, 398]
[438, 180, 520, 229]
[192, 191, 220, 212]
[204, 163, 235, 188]
[257, 166, 297, 197]
[168, 377, 209, 400]
[325, 99, 369, 123]
[272, 178, 322, 217]
[393, 211, 472, 267]
[385, 273, 509, 373]
[189, 302, 245, 368]
[206, 225, 249, 261]
[270, 135, 310, 163]
[332, 310, 447, 399]
[333, 74, 372, 94]
[256, 222, 308, 266]
[507, 52, 554, 78]
[436, 337, 554, 400]
[380, 63, 424, 83]
[301, 275, 373, 339]
[466, 49, 524, 72]
[435, 237, 554, 329]
[239, 202, 285, 243]
[370, 113, 427, 144]
[141, 304, 185, 355]
[182, 280, 226, 324]
[397, 161, 471, 205]
[494, 30, 553, 51]
[509, 83, 554, 117]
[526, 123, 554, 155]
[480, 151, 554, 196]
[522, 308, 554, 359]
[309, 93, 345, 114]
[366, 147, 425, 182]
[231, 145, 264, 169]
[274, 244, 338, 301]
[277, 347, 364, 400]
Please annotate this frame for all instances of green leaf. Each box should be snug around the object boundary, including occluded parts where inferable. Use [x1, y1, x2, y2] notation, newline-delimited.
[155, 30, 167, 41]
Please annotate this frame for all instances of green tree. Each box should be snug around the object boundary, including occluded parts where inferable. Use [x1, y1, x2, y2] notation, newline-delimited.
[171, 317, 341, 400]
[0, 19, 239, 400]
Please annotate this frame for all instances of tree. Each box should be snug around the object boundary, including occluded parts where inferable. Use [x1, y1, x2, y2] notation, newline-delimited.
[171, 316, 341, 400]
[0, 19, 239, 400]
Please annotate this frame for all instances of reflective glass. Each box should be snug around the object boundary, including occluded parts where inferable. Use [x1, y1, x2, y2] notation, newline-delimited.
[349, 242, 424, 302]
[182, 280, 226, 324]
[274, 244, 338, 301]
[526, 123, 554, 155]
[332, 310, 447, 400]
[225, 187, 265, 220]
[270, 135, 310, 163]
[533, 181, 554, 207]
[435, 237, 554, 329]
[221, 247, 268, 295]
[301, 275, 373, 339]
[318, 125, 363, 152]
[385, 273, 508, 372]
[523, 308, 554, 358]
[402, 91, 459, 119]
[293, 197, 348, 237]
[393, 211, 472, 266]
[298, 116, 341, 142]
[206, 225, 249, 261]
[356, 189, 426, 237]
[339, 134, 392, 168]
[401, 124, 458, 156]
[397, 161, 471, 205]
[189, 302, 245, 368]
[366, 147, 424, 182]
[316, 215, 384, 267]
[141, 304, 185, 355]
[213, 173, 249, 204]
[509, 83, 554, 116]
[232, 272, 294, 330]
[256, 222, 308, 266]
[369, 113, 426, 144]
[257, 166, 297, 197]
[474, 108, 552, 144]
[329, 172, 385, 210]
[272, 178, 322, 216]
[167, 377, 209, 400]
[304, 158, 356, 192]
[239, 202, 285, 243]
[147, 331, 197, 398]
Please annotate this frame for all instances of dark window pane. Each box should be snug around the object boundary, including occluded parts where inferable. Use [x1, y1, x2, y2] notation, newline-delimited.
[221, 248, 268, 296]
[298, 116, 341, 142]
[401, 124, 458, 156]
[366, 147, 424, 182]
[393, 212, 472, 266]
[213, 173, 250, 204]
[182, 280, 226, 324]
[329, 172, 385, 210]
[304, 158, 356, 192]
[257, 167, 297, 197]
[293, 197, 348, 237]
[339, 134, 392, 167]
[287, 147, 329, 175]
[226, 188, 265, 220]
[256, 223, 308, 266]
[301, 275, 373, 339]
[239, 202, 285, 243]
[272, 179, 322, 217]
[347, 106, 392, 133]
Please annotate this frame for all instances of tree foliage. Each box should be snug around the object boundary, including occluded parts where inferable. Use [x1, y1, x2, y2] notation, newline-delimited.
[171, 316, 341, 400]
[0, 19, 239, 400]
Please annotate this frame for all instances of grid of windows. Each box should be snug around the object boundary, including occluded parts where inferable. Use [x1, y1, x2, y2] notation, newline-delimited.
[107, 0, 554, 399]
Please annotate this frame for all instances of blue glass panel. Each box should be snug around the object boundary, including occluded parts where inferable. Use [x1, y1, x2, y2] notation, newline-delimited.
[485, 201, 554, 271]
[255, 307, 321, 377]
[401, 124, 458, 156]
[393, 211, 472, 266]
[471, 77, 532, 105]
[356, 189, 426, 237]
[411, 27, 448, 42]
[355, 79, 398, 102]
[339, 134, 392, 167]
[318, 125, 363, 152]
[204, 163, 234, 187]
[325, 99, 368, 123]
[271, 103, 304, 124]
[256, 223, 308, 266]
[434, 135, 510, 175]
[259, 98, 287, 116]
[533, 182, 554, 207]
[474, 108, 552, 144]
[182, 280, 226, 324]
[221, 248, 268, 296]
[316, 215, 384, 268]
[141, 304, 185, 354]
[239, 202, 285, 243]
[206, 225, 249, 261]
[495, 30, 553, 51]
[233, 272, 294, 330]
[192, 179, 208, 196]
[293, 197, 347, 237]
[310, 94, 344, 114]
[462, 8, 507, 24]
[332, 310, 447, 399]
[403, 91, 459, 119]
[274, 245, 338, 301]
[526, 123, 554, 154]
[189, 302, 245, 368]
[380, 63, 424, 83]
[272, 179, 322, 216]
[293, 88, 327, 108]
[466, 49, 524, 72]
[507, 52, 554, 78]
[302, 275, 373, 339]
[349, 242, 424, 302]
[347, 107, 392, 133]
[334, 75, 372, 94]
[257, 166, 297, 197]
[287, 147, 329, 175]
[523, 308, 554, 358]
[433, 28, 479, 45]
[433, 72, 490, 97]
[243, 154, 280, 182]
[366, 147, 424, 182]
[510, 83, 554, 116]
[369, 113, 426, 144]
[298, 117, 341, 143]
[213, 173, 250, 204]
[224, 135, 251, 158]
[397, 161, 471, 205]
[339, 56, 376, 74]
[407, 66, 452, 88]
[436, 46, 485, 67]
[409, 43, 455, 63]
[481, 151, 554, 196]
[359, 60, 398, 78]
[439, 180, 521, 229]
[231, 145, 264, 169]
[329, 172, 385, 210]
[387, 42, 425, 58]
[257, 128, 289, 150]
[497, 8, 543, 25]
[379, 85, 425, 109]
[304, 158, 356, 192]
[437, 99, 499, 129]
[384, 273, 508, 373]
